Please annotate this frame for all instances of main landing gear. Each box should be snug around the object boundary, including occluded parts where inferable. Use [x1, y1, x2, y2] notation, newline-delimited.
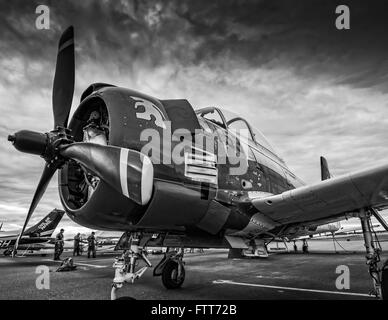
[358, 208, 388, 299]
[153, 248, 185, 289]
[110, 232, 186, 300]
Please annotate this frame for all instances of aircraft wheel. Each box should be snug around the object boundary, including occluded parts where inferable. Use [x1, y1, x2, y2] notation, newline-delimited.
[162, 260, 185, 289]
[3, 249, 11, 256]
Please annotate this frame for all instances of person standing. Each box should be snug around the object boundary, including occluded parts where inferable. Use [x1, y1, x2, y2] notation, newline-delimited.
[73, 233, 81, 256]
[302, 239, 309, 254]
[54, 229, 65, 260]
[87, 231, 96, 258]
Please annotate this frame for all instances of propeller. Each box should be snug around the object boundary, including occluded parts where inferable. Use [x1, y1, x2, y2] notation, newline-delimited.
[9, 26, 75, 256]
[8, 26, 154, 256]
[52, 26, 75, 129]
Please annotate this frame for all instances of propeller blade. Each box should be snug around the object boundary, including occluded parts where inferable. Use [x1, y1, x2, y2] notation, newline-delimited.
[60, 143, 153, 205]
[52, 26, 75, 129]
[13, 164, 57, 255]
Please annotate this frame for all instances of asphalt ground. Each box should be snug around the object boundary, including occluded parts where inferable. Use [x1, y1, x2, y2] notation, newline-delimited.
[0, 247, 383, 300]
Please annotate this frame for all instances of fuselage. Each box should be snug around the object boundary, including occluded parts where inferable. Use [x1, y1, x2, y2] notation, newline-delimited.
[0, 231, 52, 249]
[58, 85, 304, 241]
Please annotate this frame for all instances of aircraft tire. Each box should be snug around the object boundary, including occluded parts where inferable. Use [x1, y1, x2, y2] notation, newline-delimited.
[162, 260, 185, 289]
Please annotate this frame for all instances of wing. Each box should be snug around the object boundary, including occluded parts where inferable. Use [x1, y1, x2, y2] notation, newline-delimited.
[252, 163, 388, 225]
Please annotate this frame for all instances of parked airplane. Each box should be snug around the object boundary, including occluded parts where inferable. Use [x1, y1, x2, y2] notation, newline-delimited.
[0, 209, 64, 256]
[7, 26, 388, 299]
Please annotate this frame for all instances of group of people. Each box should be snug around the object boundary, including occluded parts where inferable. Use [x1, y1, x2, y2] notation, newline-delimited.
[292, 240, 309, 254]
[54, 229, 98, 261]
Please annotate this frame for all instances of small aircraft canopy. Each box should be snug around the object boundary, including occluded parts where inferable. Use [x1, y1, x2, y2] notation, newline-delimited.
[196, 107, 277, 155]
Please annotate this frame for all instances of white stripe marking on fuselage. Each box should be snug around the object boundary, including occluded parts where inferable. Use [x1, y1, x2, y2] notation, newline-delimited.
[213, 280, 373, 298]
[119, 148, 129, 198]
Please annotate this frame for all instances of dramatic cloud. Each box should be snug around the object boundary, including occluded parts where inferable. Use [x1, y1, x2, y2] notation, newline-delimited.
[1, 0, 387, 230]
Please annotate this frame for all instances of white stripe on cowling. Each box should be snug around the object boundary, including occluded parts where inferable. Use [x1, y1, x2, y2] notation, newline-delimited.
[140, 155, 153, 205]
[119, 148, 129, 198]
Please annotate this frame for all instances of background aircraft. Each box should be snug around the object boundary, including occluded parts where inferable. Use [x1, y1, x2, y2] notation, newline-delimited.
[0, 209, 64, 256]
[7, 26, 388, 299]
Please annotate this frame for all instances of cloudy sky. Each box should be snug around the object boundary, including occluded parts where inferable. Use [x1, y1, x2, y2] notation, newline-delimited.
[0, 0, 387, 233]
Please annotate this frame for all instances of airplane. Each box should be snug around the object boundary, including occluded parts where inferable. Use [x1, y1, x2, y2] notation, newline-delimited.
[0, 209, 64, 256]
[6, 26, 388, 299]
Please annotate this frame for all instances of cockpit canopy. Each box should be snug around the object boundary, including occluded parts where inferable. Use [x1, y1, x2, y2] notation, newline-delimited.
[195, 107, 279, 159]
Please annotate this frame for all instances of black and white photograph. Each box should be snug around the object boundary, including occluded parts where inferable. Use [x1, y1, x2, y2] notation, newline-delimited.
[1, 0, 388, 311]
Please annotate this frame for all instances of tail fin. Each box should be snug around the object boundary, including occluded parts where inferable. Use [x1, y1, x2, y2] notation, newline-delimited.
[320, 156, 331, 181]
[24, 209, 65, 237]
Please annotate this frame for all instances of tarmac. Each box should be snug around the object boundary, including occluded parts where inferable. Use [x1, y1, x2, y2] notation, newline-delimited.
[0, 242, 385, 300]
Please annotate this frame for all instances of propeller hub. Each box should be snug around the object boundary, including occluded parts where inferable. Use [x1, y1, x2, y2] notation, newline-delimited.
[9, 130, 48, 156]
[8, 128, 73, 161]
[7, 135, 15, 142]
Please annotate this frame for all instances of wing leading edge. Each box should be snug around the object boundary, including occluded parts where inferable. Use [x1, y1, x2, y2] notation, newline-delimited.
[252, 163, 388, 225]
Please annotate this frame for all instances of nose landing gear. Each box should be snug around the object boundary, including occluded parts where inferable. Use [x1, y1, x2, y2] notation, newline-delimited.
[110, 232, 186, 299]
[110, 233, 152, 300]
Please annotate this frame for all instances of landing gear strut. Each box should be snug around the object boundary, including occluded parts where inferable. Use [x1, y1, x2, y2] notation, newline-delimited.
[110, 233, 186, 299]
[111, 233, 152, 300]
[359, 209, 388, 299]
[154, 248, 185, 289]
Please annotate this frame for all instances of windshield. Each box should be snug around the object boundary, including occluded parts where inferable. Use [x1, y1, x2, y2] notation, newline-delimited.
[196, 108, 226, 128]
[227, 118, 254, 141]
[219, 108, 277, 154]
